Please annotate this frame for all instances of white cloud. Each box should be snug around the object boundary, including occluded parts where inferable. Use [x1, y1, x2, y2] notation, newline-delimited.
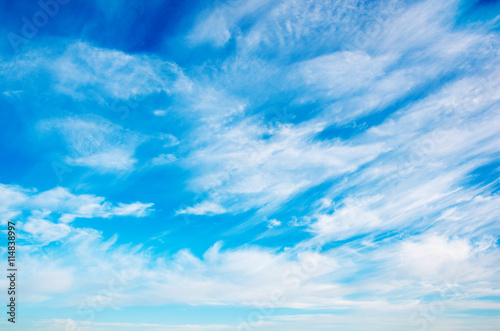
[23, 216, 73, 243]
[18, 228, 498, 320]
[174, 0, 500, 222]
[31, 186, 110, 222]
[39, 237, 340, 308]
[188, 8, 231, 47]
[309, 196, 383, 241]
[1, 0, 499, 328]
[34, 312, 500, 331]
[153, 110, 167, 116]
[51, 42, 185, 100]
[158, 133, 180, 147]
[112, 202, 154, 217]
[39, 116, 143, 172]
[399, 235, 471, 280]
[177, 201, 227, 216]
[296, 51, 393, 99]
[22, 257, 75, 303]
[183, 117, 388, 216]
[267, 218, 281, 228]
[0, 41, 192, 109]
[34, 187, 154, 223]
[187, 0, 274, 47]
[0, 183, 30, 223]
[0, 184, 153, 243]
[67, 149, 137, 171]
[38, 319, 235, 331]
[300, 60, 500, 244]
[150, 153, 177, 166]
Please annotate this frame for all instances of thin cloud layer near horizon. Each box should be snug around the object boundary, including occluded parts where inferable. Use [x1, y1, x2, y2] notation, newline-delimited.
[1, 0, 500, 330]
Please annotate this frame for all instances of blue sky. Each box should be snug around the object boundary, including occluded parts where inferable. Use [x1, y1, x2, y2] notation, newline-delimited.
[1, 0, 500, 330]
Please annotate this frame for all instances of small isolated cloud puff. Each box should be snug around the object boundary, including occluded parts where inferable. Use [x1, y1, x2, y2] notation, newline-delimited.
[267, 218, 282, 228]
[112, 202, 154, 217]
[150, 153, 178, 166]
[158, 133, 179, 147]
[153, 110, 167, 116]
[66, 149, 137, 171]
[177, 201, 227, 215]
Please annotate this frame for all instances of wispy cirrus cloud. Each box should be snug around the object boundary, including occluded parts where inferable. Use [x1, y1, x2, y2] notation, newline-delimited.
[1, 0, 500, 329]
[178, 113, 389, 216]
[175, 0, 500, 221]
[38, 116, 143, 172]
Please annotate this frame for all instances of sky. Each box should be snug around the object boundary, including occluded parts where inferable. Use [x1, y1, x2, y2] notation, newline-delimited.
[0, 0, 500, 330]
